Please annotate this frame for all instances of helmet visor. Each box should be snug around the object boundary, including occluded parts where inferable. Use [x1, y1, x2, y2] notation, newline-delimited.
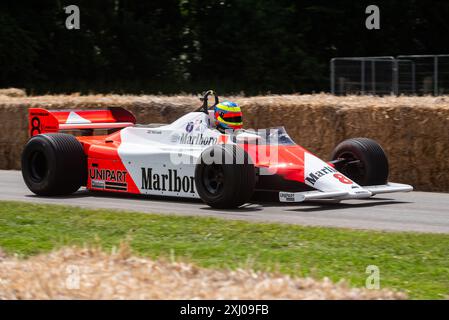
[222, 115, 242, 123]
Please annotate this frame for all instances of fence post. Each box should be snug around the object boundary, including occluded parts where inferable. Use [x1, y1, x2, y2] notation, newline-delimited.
[361, 60, 365, 94]
[392, 59, 399, 96]
[434, 56, 439, 96]
[330, 58, 336, 95]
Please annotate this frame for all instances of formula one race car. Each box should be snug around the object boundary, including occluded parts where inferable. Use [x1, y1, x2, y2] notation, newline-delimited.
[21, 90, 412, 209]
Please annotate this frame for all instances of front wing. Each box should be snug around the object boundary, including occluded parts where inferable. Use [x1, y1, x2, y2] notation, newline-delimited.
[279, 182, 413, 203]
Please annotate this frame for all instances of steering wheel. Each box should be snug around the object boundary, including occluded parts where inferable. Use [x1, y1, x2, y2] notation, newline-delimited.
[197, 90, 219, 113]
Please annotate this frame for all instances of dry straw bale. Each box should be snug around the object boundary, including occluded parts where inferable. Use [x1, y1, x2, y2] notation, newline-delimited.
[0, 245, 406, 300]
[0, 88, 26, 97]
[0, 93, 448, 191]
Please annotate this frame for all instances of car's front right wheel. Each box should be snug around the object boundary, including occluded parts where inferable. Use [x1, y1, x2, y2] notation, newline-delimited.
[331, 137, 389, 186]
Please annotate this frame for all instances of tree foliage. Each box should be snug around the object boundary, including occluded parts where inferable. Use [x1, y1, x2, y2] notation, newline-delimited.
[0, 0, 448, 94]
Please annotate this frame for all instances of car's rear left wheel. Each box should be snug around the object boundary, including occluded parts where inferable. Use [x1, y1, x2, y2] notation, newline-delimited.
[21, 133, 87, 196]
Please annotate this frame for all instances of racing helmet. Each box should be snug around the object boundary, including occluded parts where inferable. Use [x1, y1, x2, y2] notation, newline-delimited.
[214, 101, 243, 132]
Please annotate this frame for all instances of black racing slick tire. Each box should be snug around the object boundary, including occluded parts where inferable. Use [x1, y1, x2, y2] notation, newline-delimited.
[195, 144, 256, 209]
[21, 133, 87, 196]
[331, 138, 389, 186]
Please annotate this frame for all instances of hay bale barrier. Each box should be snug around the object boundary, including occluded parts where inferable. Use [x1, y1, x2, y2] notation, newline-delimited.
[0, 246, 405, 299]
[0, 93, 448, 192]
[0, 88, 26, 98]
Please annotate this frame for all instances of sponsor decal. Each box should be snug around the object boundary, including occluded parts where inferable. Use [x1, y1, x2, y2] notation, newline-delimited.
[91, 179, 105, 189]
[279, 192, 295, 202]
[186, 121, 194, 133]
[89, 168, 129, 191]
[147, 129, 162, 134]
[30, 112, 50, 117]
[305, 165, 338, 185]
[194, 119, 205, 132]
[89, 168, 128, 183]
[104, 181, 128, 191]
[179, 133, 217, 145]
[141, 167, 195, 194]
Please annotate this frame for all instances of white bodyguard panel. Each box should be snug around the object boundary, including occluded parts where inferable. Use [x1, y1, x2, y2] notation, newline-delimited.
[280, 152, 412, 203]
[279, 183, 413, 203]
[117, 112, 221, 198]
[303, 152, 367, 195]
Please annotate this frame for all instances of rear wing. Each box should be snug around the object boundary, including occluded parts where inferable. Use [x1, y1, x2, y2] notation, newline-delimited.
[28, 107, 136, 137]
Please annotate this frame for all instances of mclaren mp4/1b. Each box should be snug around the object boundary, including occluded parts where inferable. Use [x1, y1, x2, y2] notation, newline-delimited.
[21, 91, 412, 209]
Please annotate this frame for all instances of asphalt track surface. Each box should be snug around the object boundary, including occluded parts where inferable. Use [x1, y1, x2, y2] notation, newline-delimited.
[1, 170, 449, 234]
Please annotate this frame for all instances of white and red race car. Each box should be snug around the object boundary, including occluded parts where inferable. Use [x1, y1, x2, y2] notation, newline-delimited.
[21, 91, 412, 209]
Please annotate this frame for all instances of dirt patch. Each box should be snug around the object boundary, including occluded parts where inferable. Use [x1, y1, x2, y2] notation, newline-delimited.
[1, 93, 448, 191]
[0, 245, 405, 300]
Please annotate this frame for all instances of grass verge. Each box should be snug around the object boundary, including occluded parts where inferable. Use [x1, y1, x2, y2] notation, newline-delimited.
[0, 200, 448, 299]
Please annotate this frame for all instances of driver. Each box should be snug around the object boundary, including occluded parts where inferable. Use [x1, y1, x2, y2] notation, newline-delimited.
[213, 101, 243, 133]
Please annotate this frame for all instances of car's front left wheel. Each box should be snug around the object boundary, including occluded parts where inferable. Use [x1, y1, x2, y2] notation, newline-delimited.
[195, 144, 255, 209]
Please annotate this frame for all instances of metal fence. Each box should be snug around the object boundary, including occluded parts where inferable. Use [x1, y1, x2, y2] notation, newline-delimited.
[330, 54, 449, 96]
